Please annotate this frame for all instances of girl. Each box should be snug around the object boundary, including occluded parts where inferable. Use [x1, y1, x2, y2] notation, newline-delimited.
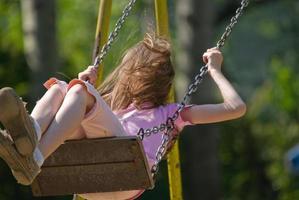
[0, 33, 246, 200]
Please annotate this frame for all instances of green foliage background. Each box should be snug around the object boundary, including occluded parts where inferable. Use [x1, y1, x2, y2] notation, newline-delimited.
[0, 0, 299, 199]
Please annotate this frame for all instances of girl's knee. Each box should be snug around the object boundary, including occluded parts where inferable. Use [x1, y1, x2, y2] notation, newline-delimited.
[48, 84, 67, 99]
[67, 84, 96, 110]
[67, 84, 87, 96]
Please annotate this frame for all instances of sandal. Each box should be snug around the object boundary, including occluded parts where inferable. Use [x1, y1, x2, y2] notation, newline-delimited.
[0, 130, 40, 185]
[0, 87, 38, 156]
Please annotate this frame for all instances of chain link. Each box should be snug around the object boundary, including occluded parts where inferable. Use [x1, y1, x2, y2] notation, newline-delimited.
[93, 0, 137, 69]
[216, 0, 249, 48]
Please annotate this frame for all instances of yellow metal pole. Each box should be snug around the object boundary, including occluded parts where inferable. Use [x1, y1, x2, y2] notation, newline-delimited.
[75, 1, 112, 200]
[94, 0, 112, 87]
[154, 0, 169, 36]
[155, 1, 183, 200]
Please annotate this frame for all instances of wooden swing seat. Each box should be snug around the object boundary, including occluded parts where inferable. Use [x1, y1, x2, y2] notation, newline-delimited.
[31, 136, 154, 196]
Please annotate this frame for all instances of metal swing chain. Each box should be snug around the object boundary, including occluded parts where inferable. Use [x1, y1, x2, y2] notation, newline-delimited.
[92, 0, 137, 69]
[137, 0, 250, 176]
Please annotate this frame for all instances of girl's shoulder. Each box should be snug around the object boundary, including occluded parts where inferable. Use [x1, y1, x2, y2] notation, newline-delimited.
[114, 102, 183, 117]
[158, 103, 179, 112]
[158, 103, 193, 131]
[141, 103, 182, 115]
[153, 103, 191, 119]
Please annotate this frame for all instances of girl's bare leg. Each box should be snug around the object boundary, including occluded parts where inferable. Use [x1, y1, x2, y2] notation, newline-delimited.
[31, 84, 66, 134]
[38, 84, 95, 159]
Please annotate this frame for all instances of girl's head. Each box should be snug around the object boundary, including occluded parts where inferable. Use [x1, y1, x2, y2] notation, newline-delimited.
[98, 33, 174, 111]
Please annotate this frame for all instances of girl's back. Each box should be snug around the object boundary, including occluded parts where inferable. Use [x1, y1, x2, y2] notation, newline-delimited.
[115, 102, 191, 162]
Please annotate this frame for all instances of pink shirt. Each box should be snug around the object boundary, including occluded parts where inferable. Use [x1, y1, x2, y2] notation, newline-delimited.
[115, 103, 191, 161]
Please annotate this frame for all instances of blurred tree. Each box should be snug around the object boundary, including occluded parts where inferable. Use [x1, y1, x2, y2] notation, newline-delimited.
[220, 1, 299, 200]
[0, 1, 29, 96]
[21, 0, 58, 101]
[176, 0, 221, 199]
[1, 0, 298, 200]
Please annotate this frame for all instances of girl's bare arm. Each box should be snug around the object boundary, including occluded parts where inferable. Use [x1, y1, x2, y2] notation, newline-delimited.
[180, 48, 246, 124]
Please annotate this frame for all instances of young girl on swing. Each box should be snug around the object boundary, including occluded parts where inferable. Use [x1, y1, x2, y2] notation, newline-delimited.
[0, 33, 246, 200]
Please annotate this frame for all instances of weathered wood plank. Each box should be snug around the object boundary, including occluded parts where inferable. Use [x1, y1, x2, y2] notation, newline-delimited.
[31, 136, 154, 196]
[43, 137, 138, 166]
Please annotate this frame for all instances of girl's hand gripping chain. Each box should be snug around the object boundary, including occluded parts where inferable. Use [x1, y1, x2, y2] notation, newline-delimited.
[78, 66, 98, 86]
[202, 47, 223, 73]
[180, 47, 246, 124]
